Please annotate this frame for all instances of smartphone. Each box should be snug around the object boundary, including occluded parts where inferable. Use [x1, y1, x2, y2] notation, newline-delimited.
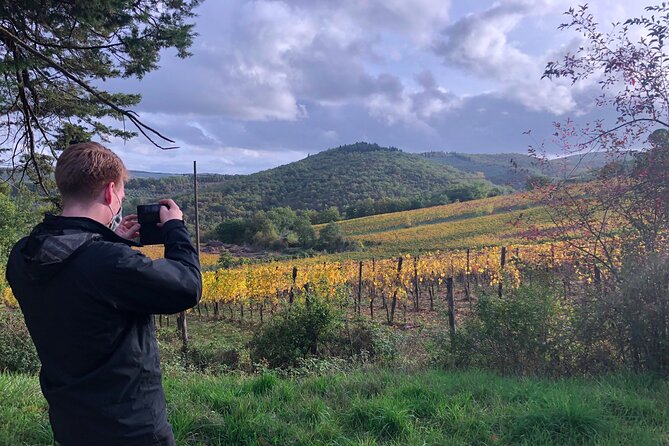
[137, 204, 166, 245]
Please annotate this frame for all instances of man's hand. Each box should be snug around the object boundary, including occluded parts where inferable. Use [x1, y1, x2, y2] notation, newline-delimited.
[158, 199, 183, 224]
[115, 214, 141, 240]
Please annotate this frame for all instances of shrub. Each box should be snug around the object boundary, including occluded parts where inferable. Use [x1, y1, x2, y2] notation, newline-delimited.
[611, 253, 669, 375]
[249, 297, 340, 368]
[185, 345, 240, 373]
[0, 308, 40, 374]
[440, 284, 572, 375]
[329, 317, 397, 362]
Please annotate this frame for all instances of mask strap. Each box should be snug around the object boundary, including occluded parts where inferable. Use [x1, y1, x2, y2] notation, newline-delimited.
[107, 188, 121, 227]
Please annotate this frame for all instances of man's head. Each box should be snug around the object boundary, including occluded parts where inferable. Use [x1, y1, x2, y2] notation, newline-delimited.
[55, 142, 129, 226]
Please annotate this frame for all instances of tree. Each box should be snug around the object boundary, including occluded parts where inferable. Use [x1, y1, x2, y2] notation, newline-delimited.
[535, 3, 669, 276]
[317, 221, 350, 253]
[248, 211, 279, 248]
[444, 181, 491, 202]
[0, 184, 48, 277]
[267, 207, 298, 236]
[293, 214, 316, 248]
[316, 206, 341, 224]
[215, 218, 247, 244]
[0, 1, 200, 194]
[537, 4, 669, 373]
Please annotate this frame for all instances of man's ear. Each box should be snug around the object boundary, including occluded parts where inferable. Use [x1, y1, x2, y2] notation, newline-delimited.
[103, 181, 116, 206]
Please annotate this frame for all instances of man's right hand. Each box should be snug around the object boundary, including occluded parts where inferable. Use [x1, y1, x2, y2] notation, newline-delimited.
[159, 199, 183, 224]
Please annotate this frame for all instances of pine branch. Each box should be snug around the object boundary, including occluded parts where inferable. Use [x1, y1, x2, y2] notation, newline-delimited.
[0, 25, 179, 150]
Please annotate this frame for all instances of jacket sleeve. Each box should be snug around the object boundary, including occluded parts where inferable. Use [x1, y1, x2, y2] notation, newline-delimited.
[92, 219, 202, 315]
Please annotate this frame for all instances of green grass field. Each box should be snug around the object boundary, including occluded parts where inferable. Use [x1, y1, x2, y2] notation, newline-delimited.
[2, 369, 667, 445]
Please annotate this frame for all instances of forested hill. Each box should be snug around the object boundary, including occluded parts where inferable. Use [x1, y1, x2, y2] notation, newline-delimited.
[420, 151, 611, 189]
[419, 152, 542, 189]
[124, 142, 506, 233]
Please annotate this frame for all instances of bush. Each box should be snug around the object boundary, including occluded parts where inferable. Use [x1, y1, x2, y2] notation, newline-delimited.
[329, 317, 397, 362]
[249, 298, 340, 368]
[185, 344, 240, 373]
[0, 308, 40, 374]
[249, 297, 396, 369]
[439, 284, 572, 375]
[612, 253, 669, 374]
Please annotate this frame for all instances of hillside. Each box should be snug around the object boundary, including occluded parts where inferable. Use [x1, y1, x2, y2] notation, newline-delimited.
[128, 170, 185, 179]
[317, 192, 552, 257]
[420, 152, 542, 189]
[125, 142, 506, 234]
[124, 143, 612, 238]
[420, 151, 611, 189]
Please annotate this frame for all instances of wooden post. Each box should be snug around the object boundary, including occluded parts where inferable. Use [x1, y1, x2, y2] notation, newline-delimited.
[594, 264, 602, 296]
[498, 246, 506, 298]
[446, 277, 455, 350]
[428, 281, 434, 311]
[357, 260, 363, 315]
[370, 258, 376, 320]
[389, 256, 403, 324]
[413, 256, 420, 311]
[465, 248, 471, 302]
[177, 160, 199, 353]
[290, 266, 297, 304]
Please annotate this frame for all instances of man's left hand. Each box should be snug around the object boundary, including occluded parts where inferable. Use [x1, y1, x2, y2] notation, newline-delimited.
[115, 214, 141, 240]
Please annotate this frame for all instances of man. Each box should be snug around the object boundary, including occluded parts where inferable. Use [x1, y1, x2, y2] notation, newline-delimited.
[6, 142, 201, 446]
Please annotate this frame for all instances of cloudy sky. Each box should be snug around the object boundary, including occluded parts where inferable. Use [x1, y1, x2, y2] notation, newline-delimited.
[106, 0, 649, 174]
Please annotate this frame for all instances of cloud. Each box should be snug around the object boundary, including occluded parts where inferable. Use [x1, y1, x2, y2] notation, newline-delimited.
[119, 0, 454, 123]
[432, 0, 581, 114]
[95, 0, 642, 175]
[410, 71, 461, 119]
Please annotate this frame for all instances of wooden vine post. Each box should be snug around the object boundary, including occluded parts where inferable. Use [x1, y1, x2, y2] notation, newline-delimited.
[289, 266, 297, 305]
[370, 258, 376, 319]
[413, 256, 420, 311]
[177, 160, 199, 353]
[446, 277, 456, 350]
[357, 260, 363, 315]
[387, 256, 403, 324]
[465, 248, 471, 302]
[498, 246, 507, 298]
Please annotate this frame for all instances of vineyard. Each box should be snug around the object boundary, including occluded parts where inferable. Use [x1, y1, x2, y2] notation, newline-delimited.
[315, 193, 556, 257]
[0, 198, 615, 326]
[115, 241, 615, 327]
[323, 193, 538, 237]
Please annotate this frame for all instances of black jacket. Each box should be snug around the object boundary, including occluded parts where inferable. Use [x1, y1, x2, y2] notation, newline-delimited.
[6, 214, 201, 446]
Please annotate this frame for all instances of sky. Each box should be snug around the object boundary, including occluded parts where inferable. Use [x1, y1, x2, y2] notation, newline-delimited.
[105, 0, 650, 174]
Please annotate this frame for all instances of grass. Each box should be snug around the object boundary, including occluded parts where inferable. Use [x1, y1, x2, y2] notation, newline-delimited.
[2, 369, 668, 446]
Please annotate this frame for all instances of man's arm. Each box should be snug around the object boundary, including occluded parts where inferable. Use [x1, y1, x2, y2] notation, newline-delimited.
[87, 201, 202, 315]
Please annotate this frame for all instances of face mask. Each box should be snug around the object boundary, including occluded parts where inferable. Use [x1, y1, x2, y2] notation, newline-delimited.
[108, 191, 123, 231]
